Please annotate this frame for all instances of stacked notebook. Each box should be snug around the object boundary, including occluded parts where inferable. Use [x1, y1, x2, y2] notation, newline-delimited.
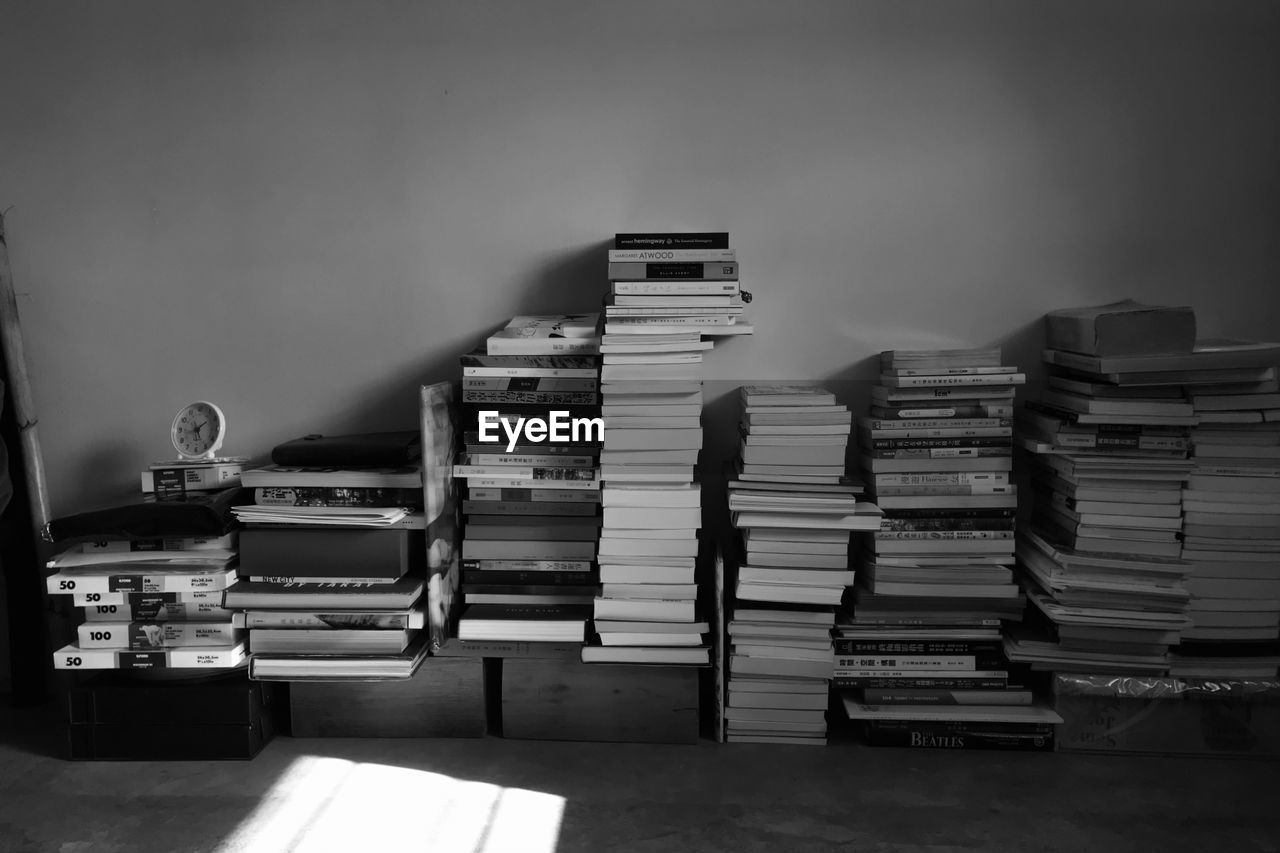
[453, 317, 602, 648]
[46, 487, 246, 673]
[725, 383, 881, 745]
[840, 347, 1045, 749]
[223, 432, 432, 679]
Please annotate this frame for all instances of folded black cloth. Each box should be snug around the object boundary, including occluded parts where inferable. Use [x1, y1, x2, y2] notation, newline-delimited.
[43, 487, 247, 544]
[270, 431, 421, 467]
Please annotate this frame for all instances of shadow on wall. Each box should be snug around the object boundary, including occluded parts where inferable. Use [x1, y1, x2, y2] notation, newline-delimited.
[511, 239, 612, 319]
[987, 318, 1047, 380]
[266, 240, 613, 445]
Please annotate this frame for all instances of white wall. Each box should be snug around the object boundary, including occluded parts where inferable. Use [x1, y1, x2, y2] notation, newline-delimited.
[2, 0, 1278, 517]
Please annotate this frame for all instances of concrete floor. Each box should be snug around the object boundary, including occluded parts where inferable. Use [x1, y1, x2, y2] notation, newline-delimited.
[1, 701, 1278, 853]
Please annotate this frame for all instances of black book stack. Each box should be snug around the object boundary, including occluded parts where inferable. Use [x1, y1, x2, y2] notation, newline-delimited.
[840, 347, 1057, 751]
[725, 384, 881, 745]
[587, 232, 752, 666]
[223, 432, 431, 679]
[453, 316, 603, 648]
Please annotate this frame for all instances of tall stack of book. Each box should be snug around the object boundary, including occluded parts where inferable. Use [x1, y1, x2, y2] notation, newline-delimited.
[453, 315, 602, 647]
[1173, 342, 1280, 678]
[223, 434, 431, 679]
[839, 348, 1052, 751]
[585, 233, 752, 665]
[46, 487, 247, 674]
[1009, 302, 1205, 676]
[725, 384, 882, 745]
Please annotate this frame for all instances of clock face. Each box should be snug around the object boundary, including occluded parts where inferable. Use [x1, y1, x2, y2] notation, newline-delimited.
[171, 401, 226, 460]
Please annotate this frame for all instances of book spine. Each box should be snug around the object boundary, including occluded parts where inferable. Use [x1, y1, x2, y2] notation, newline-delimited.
[81, 601, 230, 622]
[461, 558, 594, 572]
[866, 437, 1011, 450]
[610, 280, 741, 296]
[865, 414, 1013, 427]
[604, 315, 733, 327]
[874, 387, 1017, 401]
[464, 442, 599, 457]
[77, 534, 236, 554]
[466, 487, 599, 503]
[607, 248, 735, 261]
[609, 261, 738, 280]
[613, 232, 729, 249]
[462, 583, 599, 596]
[73, 589, 225, 608]
[836, 655, 1006, 671]
[885, 366, 1017, 377]
[865, 447, 1013, 459]
[77, 621, 239, 649]
[605, 305, 740, 316]
[883, 374, 1025, 387]
[878, 507, 1015, 520]
[462, 376, 598, 392]
[48, 571, 233, 595]
[870, 405, 1015, 419]
[831, 674, 1008, 688]
[55, 645, 245, 670]
[463, 454, 595, 468]
[462, 365, 599, 379]
[876, 518, 1015, 532]
[462, 570, 598, 586]
[461, 500, 598, 516]
[862, 725, 1053, 751]
[864, 426, 1013, 440]
[247, 571, 408, 583]
[871, 484, 1017, 497]
[253, 486, 423, 508]
[834, 640, 1003, 655]
[453, 465, 598, 481]
[871, 472, 1010, 486]
[856, 689, 1029, 705]
[459, 353, 599, 369]
[872, 530, 1013, 540]
[462, 390, 600, 405]
[143, 463, 242, 496]
[485, 338, 600, 356]
[465, 478, 601, 492]
[241, 612, 419, 629]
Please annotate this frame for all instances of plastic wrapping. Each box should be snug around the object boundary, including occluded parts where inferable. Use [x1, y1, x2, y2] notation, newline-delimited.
[1053, 673, 1280, 701]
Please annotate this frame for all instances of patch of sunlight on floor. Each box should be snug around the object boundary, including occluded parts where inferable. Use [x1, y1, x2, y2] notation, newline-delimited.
[214, 755, 565, 853]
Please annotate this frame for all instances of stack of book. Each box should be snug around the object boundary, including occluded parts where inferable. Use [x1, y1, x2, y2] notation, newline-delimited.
[1009, 302, 1208, 675]
[1174, 342, 1280, 677]
[223, 435, 431, 679]
[840, 347, 1044, 748]
[585, 232, 753, 666]
[46, 488, 247, 673]
[453, 315, 602, 647]
[725, 384, 882, 745]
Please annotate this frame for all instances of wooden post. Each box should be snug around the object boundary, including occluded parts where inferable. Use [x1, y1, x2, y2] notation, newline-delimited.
[0, 209, 52, 541]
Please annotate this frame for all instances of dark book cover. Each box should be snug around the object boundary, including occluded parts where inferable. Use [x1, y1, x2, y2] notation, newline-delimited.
[238, 527, 422, 579]
[44, 487, 247, 544]
[614, 232, 729, 250]
[271, 431, 421, 468]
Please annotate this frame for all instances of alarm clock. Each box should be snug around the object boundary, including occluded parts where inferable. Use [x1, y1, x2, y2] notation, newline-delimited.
[170, 401, 227, 461]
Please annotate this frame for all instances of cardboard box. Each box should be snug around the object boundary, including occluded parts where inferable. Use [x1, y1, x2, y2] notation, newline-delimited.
[500, 659, 700, 744]
[1052, 674, 1280, 758]
[67, 673, 281, 760]
[290, 656, 486, 737]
